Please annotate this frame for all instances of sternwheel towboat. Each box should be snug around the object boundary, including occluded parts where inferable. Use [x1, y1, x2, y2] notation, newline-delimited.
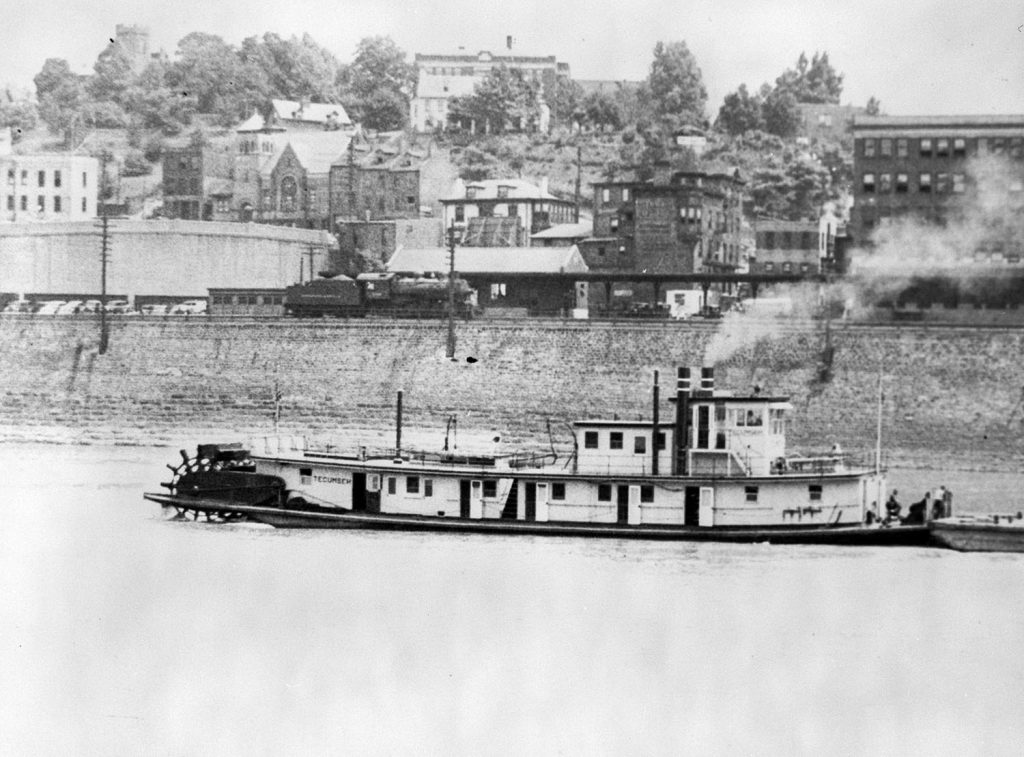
[144, 367, 932, 546]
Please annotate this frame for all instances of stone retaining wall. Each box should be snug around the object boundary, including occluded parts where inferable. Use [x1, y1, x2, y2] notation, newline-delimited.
[1, 317, 1021, 471]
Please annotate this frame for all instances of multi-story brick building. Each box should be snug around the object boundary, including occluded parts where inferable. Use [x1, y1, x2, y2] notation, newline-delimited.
[851, 115, 1024, 256]
[0, 154, 98, 222]
[582, 168, 745, 274]
[161, 145, 233, 220]
[329, 143, 423, 224]
[750, 219, 829, 276]
[410, 49, 570, 132]
[440, 178, 575, 246]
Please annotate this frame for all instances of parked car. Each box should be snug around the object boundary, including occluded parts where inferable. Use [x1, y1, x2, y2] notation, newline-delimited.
[80, 300, 103, 313]
[34, 300, 66, 315]
[139, 303, 170, 316]
[104, 299, 133, 314]
[170, 299, 208, 315]
[2, 301, 33, 314]
[57, 300, 84, 315]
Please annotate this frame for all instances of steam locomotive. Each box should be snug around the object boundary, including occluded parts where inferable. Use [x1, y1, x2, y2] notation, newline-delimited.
[283, 273, 475, 318]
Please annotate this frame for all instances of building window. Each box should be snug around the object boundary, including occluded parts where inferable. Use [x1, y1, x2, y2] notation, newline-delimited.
[622, 188, 630, 202]
[54, 170, 61, 188]
[584, 431, 598, 449]
[863, 139, 876, 157]
[800, 262, 810, 273]
[936, 138, 949, 156]
[610, 217, 619, 231]
[36, 195, 44, 212]
[953, 138, 966, 157]
[782, 262, 793, 273]
[640, 485, 654, 503]
[862, 173, 875, 193]
[497, 185, 509, 199]
[880, 139, 892, 157]
[20, 195, 26, 211]
[879, 173, 892, 193]
[809, 484, 822, 502]
[764, 262, 774, 272]
[609, 432, 623, 450]
[634, 436, 646, 454]
[896, 173, 909, 193]
[598, 484, 611, 502]
[406, 476, 420, 494]
[20, 170, 27, 184]
[6, 169, 13, 185]
[454, 204, 464, 222]
[919, 173, 932, 193]
[920, 138, 933, 156]
[602, 188, 610, 204]
[82, 172, 88, 187]
[745, 486, 759, 503]
[551, 483, 565, 500]
[953, 173, 965, 193]
[53, 196, 61, 213]
[37, 171, 45, 187]
[897, 139, 908, 158]
[81, 197, 87, 212]
[387, 477, 396, 494]
[5, 195, 12, 210]
[937, 173, 950, 193]
[280, 176, 298, 212]
[483, 480, 497, 498]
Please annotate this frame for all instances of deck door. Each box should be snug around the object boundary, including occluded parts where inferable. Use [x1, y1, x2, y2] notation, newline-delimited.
[460, 480, 471, 518]
[365, 473, 381, 514]
[699, 487, 715, 527]
[617, 485, 629, 524]
[524, 482, 536, 521]
[352, 472, 367, 512]
[684, 486, 701, 526]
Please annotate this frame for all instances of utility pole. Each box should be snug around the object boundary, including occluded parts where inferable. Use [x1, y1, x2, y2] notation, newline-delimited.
[573, 143, 582, 223]
[446, 223, 457, 359]
[97, 150, 111, 355]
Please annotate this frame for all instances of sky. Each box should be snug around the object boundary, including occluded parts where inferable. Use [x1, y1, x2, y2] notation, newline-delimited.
[4, 0, 1023, 116]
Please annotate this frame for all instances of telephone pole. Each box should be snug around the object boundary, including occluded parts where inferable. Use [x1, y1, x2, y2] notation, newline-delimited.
[97, 150, 111, 355]
[446, 224, 457, 359]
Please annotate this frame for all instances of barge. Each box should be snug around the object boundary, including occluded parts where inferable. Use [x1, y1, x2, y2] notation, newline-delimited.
[145, 367, 932, 546]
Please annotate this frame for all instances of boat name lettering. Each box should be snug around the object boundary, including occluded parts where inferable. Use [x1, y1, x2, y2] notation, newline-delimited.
[313, 475, 351, 485]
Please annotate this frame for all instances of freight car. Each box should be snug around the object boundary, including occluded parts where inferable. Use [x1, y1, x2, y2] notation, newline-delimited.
[284, 273, 475, 318]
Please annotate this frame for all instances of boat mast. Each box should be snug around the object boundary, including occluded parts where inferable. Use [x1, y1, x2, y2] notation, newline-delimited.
[874, 370, 883, 475]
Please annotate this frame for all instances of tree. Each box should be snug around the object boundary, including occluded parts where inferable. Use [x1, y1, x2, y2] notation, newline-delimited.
[715, 84, 763, 135]
[548, 78, 585, 127]
[0, 99, 39, 138]
[89, 41, 135, 105]
[582, 90, 623, 131]
[343, 36, 415, 129]
[124, 60, 196, 133]
[865, 96, 881, 116]
[34, 58, 77, 101]
[646, 40, 707, 129]
[774, 51, 844, 104]
[241, 33, 340, 103]
[165, 32, 267, 122]
[762, 87, 800, 138]
[448, 65, 542, 134]
[37, 75, 88, 146]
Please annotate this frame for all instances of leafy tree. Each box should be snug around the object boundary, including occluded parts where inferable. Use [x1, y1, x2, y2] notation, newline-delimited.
[240, 33, 340, 103]
[448, 65, 542, 134]
[762, 87, 800, 138]
[646, 40, 707, 129]
[715, 84, 763, 135]
[865, 96, 881, 116]
[342, 36, 415, 130]
[34, 58, 77, 100]
[0, 99, 39, 138]
[166, 32, 267, 121]
[582, 90, 623, 131]
[124, 60, 196, 133]
[774, 51, 843, 104]
[548, 78, 585, 127]
[37, 75, 88, 146]
[89, 41, 135, 105]
[122, 148, 153, 177]
[748, 158, 830, 220]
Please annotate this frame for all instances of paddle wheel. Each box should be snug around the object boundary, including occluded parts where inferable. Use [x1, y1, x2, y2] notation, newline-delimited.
[157, 444, 285, 522]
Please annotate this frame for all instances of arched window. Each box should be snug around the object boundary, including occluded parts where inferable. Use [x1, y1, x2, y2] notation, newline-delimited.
[280, 175, 297, 212]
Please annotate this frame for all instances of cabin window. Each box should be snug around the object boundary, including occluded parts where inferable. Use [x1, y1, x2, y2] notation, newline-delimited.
[609, 432, 623, 450]
[598, 484, 611, 501]
[634, 436, 646, 454]
[745, 486, 759, 503]
[424, 480, 433, 497]
[551, 483, 566, 500]
[406, 476, 420, 494]
[640, 485, 654, 503]
[300, 467, 313, 485]
[387, 477, 396, 494]
[584, 431, 599, 449]
[809, 484, 823, 502]
[770, 408, 785, 435]
[483, 480, 497, 498]
[656, 432, 666, 450]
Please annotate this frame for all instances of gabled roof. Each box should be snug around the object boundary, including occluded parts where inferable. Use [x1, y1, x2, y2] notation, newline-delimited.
[236, 111, 266, 133]
[442, 178, 565, 203]
[530, 219, 594, 239]
[387, 245, 589, 275]
[259, 132, 354, 176]
[272, 99, 351, 126]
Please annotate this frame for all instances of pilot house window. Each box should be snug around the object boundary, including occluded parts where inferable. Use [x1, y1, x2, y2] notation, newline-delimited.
[584, 431, 599, 449]
[609, 432, 623, 450]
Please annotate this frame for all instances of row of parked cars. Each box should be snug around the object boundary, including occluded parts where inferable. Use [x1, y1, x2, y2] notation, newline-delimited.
[2, 299, 208, 316]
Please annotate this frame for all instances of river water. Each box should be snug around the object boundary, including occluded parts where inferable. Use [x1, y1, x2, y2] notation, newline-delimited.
[2, 442, 1024, 756]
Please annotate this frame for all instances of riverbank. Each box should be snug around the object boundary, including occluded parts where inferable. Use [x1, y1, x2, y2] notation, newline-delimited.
[1, 316, 1022, 471]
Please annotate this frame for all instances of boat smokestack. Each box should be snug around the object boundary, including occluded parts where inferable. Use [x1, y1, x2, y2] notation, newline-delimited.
[674, 367, 691, 475]
[396, 390, 403, 455]
[698, 366, 715, 397]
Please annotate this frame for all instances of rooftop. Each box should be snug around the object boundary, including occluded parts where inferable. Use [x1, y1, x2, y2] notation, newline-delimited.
[442, 178, 566, 203]
[388, 245, 589, 275]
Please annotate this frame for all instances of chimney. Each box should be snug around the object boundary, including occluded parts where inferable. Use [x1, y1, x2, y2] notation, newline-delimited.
[507, 35, 513, 50]
[539, 176, 549, 195]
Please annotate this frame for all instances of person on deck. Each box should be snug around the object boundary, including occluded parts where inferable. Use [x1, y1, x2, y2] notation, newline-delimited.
[884, 490, 902, 523]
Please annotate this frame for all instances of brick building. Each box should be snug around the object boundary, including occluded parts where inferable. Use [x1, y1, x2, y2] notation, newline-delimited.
[851, 114, 1024, 254]
[750, 219, 827, 276]
[582, 168, 745, 275]
[441, 178, 575, 246]
[329, 143, 423, 225]
[410, 49, 570, 132]
[162, 145, 233, 220]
